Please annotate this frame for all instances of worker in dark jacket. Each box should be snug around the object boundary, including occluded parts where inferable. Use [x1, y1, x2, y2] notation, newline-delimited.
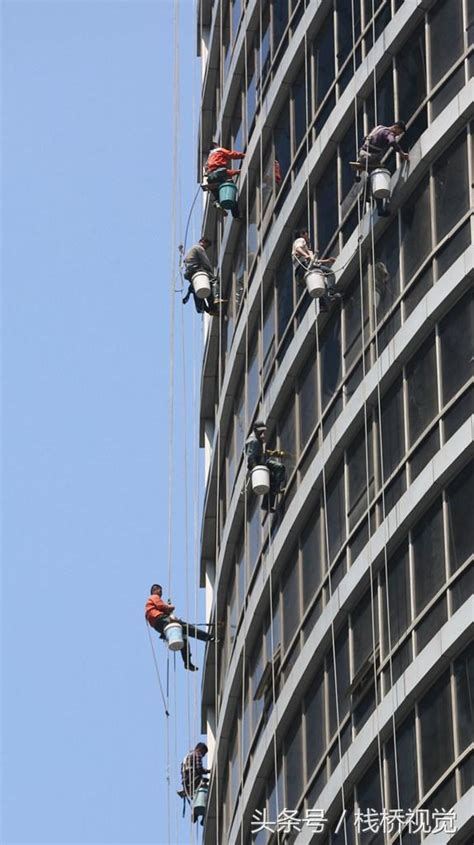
[354, 122, 409, 172]
[145, 584, 214, 672]
[205, 141, 245, 218]
[245, 420, 286, 512]
[182, 238, 220, 315]
[352, 121, 409, 216]
[178, 742, 209, 801]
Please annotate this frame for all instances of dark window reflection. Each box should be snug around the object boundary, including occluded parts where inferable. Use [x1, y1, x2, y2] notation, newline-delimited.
[406, 333, 438, 445]
[419, 669, 454, 792]
[401, 175, 431, 282]
[397, 23, 426, 121]
[313, 12, 335, 112]
[434, 131, 468, 242]
[429, 0, 464, 88]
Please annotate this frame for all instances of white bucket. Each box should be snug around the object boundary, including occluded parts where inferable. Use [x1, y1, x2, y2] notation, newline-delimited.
[192, 785, 208, 819]
[251, 465, 270, 495]
[370, 168, 391, 199]
[164, 622, 184, 651]
[305, 268, 326, 299]
[192, 271, 211, 300]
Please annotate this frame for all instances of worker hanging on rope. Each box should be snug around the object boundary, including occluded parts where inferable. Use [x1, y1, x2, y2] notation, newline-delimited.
[182, 237, 223, 316]
[351, 121, 409, 217]
[291, 229, 342, 312]
[203, 141, 245, 219]
[177, 742, 209, 826]
[145, 584, 214, 672]
[246, 420, 286, 513]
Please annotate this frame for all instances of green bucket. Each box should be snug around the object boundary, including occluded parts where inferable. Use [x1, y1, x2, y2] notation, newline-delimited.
[218, 181, 238, 209]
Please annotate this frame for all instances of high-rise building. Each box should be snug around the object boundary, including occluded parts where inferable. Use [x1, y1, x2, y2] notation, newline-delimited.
[196, 1, 473, 843]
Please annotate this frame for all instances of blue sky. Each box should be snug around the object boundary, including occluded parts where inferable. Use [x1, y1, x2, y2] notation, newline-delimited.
[2, 2, 205, 842]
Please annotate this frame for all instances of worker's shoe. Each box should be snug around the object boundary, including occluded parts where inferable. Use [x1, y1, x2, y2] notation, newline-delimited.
[177, 789, 186, 799]
[184, 662, 199, 672]
[327, 291, 342, 301]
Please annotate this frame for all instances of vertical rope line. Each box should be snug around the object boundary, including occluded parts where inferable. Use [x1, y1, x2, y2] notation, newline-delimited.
[165, 0, 181, 838]
[315, 318, 349, 845]
[368, 169, 403, 845]
[213, 5, 224, 842]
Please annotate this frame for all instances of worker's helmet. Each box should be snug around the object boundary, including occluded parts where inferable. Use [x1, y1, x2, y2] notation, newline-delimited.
[196, 742, 208, 754]
[150, 583, 162, 593]
[254, 420, 267, 432]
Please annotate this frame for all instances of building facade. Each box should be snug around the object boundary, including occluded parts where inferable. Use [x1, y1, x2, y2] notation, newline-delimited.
[197, 0, 473, 843]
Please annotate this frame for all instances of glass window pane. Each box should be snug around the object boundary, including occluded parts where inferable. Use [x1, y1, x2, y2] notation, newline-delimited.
[248, 496, 261, 572]
[447, 460, 474, 573]
[352, 588, 375, 676]
[273, 0, 289, 51]
[397, 23, 426, 121]
[347, 426, 369, 530]
[436, 219, 471, 279]
[317, 155, 338, 252]
[274, 99, 291, 183]
[434, 131, 468, 242]
[321, 311, 342, 414]
[282, 552, 300, 653]
[279, 394, 297, 475]
[419, 669, 454, 793]
[299, 351, 317, 449]
[429, 0, 464, 88]
[402, 175, 431, 283]
[382, 541, 410, 654]
[373, 219, 400, 323]
[454, 641, 474, 755]
[305, 668, 325, 774]
[439, 291, 474, 405]
[293, 64, 307, 151]
[412, 498, 445, 615]
[276, 252, 294, 341]
[284, 714, 303, 808]
[386, 713, 418, 810]
[326, 459, 346, 561]
[380, 376, 405, 479]
[431, 65, 464, 120]
[301, 504, 324, 611]
[247, 335, 259, 415]
[313, 11, 335, 112]
[406, 333, 438, 445]
[336, 0, 353, 69]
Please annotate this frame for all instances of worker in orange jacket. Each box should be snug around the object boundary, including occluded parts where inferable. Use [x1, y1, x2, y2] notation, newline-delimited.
[205, 141, 245, 218]
[145, 584, 213, 672]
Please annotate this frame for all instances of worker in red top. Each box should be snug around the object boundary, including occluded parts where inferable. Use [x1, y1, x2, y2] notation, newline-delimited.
[205, 141, 245, 219]
[206, 140, 245, 178]
[145, 584, 214, 672]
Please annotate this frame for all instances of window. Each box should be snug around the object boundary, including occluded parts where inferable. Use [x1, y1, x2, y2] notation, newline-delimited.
[247, 335, 259, 415]
[273, 0, 289, 52]
[373, 219, 400, 323]
[301, 506, 324, 611]
[347, 427, 370, 530]
[248, 496, 261, 573]
[279, 395, 297, 477]
[397, 23, 426, 121]
[429, 0, 464, 88]
[406, 334, 438, 445]
[434, 132, 469, 243]
[380, 376, 405, 479]
[262, 292, 275, 372]
[276, 252, 294, 341]
[313, 11, 335, 113]
[305, 669, 326, 775]
[284, 715, 303, 808]
[412, 498, 445, 615]
[336, 0, 353, 70]
[352, 589, 375, 677]
[447, 461, 474, 572]
[419, 669, 454, 793]
[316, 155, 338, 252]
[454, 641, 474, 754]
[439, 292, 473, 405]
[246, 41, 257, 141]
[401, 175, 431, 282]
[382, 541, 410, 653]
[299, 351, 317, 450]
[326, 459, 346, 561]
[386, 713, 418, 810]
[282, 552, 300, 653]
[274, 100, 291, 187]
[320, 311, 342, 414]
[293, 64, 307, 151]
